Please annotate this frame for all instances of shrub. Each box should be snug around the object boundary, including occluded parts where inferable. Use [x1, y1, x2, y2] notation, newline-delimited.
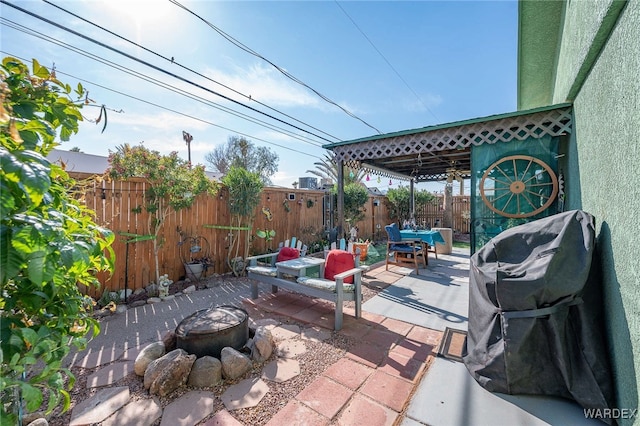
[1, 57, 115, 421]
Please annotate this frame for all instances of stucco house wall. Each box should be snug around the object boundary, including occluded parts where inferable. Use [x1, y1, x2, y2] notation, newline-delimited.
[534, 1, 639, 421]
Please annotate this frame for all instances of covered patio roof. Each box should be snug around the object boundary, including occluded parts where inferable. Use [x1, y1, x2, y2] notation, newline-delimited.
[323, 103, 572, 182]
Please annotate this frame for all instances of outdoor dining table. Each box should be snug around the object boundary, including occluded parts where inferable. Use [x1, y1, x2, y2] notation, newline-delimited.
[400, 229, 445, 247]
[275, 257, 325, 279]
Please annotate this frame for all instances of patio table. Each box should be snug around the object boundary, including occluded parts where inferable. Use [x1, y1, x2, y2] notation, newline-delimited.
[276, 257, 325, 279]
[400, 230, 445, 246]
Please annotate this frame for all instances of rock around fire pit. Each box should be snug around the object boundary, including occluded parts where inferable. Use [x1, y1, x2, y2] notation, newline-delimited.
[133, 305, 274, 397]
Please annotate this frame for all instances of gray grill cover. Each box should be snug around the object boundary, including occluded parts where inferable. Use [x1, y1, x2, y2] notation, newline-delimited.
[463, 210, 613, 413]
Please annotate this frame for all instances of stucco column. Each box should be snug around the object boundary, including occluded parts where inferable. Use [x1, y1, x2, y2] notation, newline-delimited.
[443, 183, 453, 228]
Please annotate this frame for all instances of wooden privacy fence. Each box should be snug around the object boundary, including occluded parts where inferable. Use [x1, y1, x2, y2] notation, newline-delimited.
[75, 174, 468, 297]
[414, 196, 471, 233]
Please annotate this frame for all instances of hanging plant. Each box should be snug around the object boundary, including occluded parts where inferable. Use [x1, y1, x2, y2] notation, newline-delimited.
[307, 199, 314, 208]
[283, 199, 290, 212]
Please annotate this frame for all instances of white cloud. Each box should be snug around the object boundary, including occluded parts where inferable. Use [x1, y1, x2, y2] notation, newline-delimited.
[107, 110, 208, 132]
[203, 62, 321, 109]
[271, 170, 299, 188]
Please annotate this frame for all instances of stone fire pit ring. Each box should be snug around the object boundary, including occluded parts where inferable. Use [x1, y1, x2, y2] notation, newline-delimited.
[175, 305, 249, 358]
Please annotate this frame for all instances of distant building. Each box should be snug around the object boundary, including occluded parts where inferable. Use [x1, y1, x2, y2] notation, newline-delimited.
[367, 187, 385, 196]
[298, 177, 318, 189]
[47, 149, 109, 175]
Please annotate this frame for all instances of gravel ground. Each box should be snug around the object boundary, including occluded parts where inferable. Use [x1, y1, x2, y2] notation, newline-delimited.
[39, 272, 386, 426]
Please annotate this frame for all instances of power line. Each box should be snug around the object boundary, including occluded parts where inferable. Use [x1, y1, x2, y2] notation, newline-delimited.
[168, 0, 382, 135]
[0, 18, 326, 149]
[335, 0, 440, 123]
[3, 49, 325, 161]
[40, 0, 341, 143]
[1, 0, 337, 145]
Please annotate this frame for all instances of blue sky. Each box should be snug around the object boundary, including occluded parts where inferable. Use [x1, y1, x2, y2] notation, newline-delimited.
[2, 0, 518, 192]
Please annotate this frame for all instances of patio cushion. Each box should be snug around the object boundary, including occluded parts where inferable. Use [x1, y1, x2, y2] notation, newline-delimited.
[390, 243, 422, 253]
[277, 246, 300, 262]
[297, 276, 355, 293]
[324, 249, 355, 284]
[246, 266, 277, 277]
[385, 223, 402, 242]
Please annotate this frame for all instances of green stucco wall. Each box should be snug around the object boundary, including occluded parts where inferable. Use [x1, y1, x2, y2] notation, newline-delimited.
[553, 0, 628, 103]
[517, 0, 565, 109]
[560, 1, 640, 422]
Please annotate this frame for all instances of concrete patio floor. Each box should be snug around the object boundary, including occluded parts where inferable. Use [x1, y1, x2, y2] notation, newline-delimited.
[363, 247, 603, 426]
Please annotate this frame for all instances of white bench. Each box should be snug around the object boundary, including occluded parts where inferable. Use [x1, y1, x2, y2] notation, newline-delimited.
[246, 252, 363, 330]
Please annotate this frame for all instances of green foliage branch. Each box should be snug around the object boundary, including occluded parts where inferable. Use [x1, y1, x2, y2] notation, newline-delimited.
[107, 143, 219, 283]
[0, 57, 115, 422]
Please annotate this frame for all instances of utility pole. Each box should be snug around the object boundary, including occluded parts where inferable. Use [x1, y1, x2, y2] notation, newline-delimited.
[182, 131, 193, 168]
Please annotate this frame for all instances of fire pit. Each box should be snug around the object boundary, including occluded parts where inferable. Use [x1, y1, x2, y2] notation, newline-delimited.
[175, 305, 249, 358]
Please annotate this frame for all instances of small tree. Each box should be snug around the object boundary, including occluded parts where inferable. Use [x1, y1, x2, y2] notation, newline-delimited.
[107, 144, 219, 283]
[329, 182, 369, 239]
[221, 166, 263, 275]
[341, 183, 370, 225]
[1, 57, 114, 421]
[386, 186, 436, 223]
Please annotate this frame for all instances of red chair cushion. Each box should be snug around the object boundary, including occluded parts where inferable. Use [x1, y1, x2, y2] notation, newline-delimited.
[324, 250, 355, 284]
[277, 246, 300, 262]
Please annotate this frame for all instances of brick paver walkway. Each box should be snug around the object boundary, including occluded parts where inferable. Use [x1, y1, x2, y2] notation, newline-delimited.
[62, 264, 444, 425]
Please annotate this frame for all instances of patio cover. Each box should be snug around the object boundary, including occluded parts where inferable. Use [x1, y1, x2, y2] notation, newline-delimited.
[322, 104, 572, 234]
[463, 210, 614, 415]
[323, 103, 571, 183]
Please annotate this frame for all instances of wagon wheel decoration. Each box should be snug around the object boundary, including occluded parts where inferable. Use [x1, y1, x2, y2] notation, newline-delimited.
[479, 155, 558, 218]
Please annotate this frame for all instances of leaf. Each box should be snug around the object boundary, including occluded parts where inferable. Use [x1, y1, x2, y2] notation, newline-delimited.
[21, 382, 44, 412]
[0, 149, 51, 205]
[27, 250, 47, 285]
[60, 389, 71, 413]
[32, 58, 49, 79]
[20, 328, 39, 349]
[0, 225, 15, 283]
[101, 106, 108, 133]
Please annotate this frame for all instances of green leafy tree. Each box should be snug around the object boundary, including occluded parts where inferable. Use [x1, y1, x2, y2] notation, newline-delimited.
[1, 57, 115, 422]
[386, 186, 436, 223]
[107, 143, 219, 283]
[222, 166, 264, 275]
[206, 135, 278, 185]
[329, 182, 369, 233]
